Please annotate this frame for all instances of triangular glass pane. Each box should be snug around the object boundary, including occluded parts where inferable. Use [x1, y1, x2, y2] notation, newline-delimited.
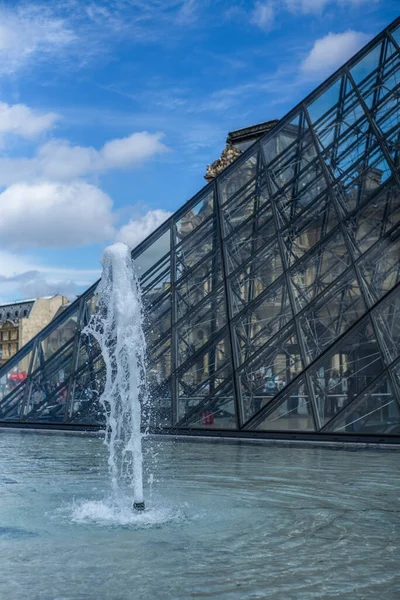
[176, 291, 227, 366]
[350, 42, 383, 85]
[390, 25, 400, 49]
[175, 214, 218, 281]
[282, 193, 339, 267]
[307, 78, 342, 125]
[0, 384, 25, 421]
[356, 42, 400, 115]
[309, 316, 384, 428]
[218, 150, 258, 205]
[41, 309, 79, 362]
[176, 251, 222, 319]
[221, 176, 270, 236]
[289, 229, 350, 312]
[255, 378, 315, 432]
[233, 278, 293, 365]
[332, 145, 393, 214]
[181, 380, 237, 430]
[175, 189, 214, 244]
[343, 181, 400, 257]
[177, 332, 231, 393]
[299, 269, 367, 364]
[358, 231, 400, 306]
[324, 374, 400, 434]
[230, 240, 283, 316]
[373, 286, 400, 366]
[262, 111, 302, 167]
[311, 76, 365, 154]
[134, 228, 171, 282]
[224, 205, 275, 273]
[238, 324, 303, 423]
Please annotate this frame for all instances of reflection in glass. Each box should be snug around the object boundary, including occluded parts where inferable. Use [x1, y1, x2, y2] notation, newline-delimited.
[324, 374, 400, 434]
[309, 316, 384, 428]
[255, 378, 315, 431]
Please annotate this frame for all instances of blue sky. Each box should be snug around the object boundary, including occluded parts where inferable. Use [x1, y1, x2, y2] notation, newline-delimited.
[0, 0, 398, 301]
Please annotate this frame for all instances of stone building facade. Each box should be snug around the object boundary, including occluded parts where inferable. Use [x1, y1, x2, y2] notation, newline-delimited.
[0, 296, 69, 368]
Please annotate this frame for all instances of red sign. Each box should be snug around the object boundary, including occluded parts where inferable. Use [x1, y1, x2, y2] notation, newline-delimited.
[8, 372, 27, 381]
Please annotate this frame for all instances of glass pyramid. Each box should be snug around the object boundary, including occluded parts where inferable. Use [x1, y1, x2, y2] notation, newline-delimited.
[1, 18, 399, 441]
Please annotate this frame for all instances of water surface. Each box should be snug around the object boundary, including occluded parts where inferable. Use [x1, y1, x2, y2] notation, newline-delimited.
[0, 432, 399, 599]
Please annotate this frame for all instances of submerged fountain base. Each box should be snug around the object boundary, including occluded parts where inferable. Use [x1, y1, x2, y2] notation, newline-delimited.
[133, 501, 145, 512]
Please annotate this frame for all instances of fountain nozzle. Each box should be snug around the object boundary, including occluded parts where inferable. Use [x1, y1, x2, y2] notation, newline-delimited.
[133, 501, 145, 512]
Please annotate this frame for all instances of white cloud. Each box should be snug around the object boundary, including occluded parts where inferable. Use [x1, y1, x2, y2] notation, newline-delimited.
[0, 250, 100, 302]
[0, 102, 58, 139]
[117, 209, 172, 249]
[0, 5, 76, 75]
[250, 2, 275, 30]
[301, 30, 371, 77]
[0, 181, 115, 250]
[0, 132, 169, 185]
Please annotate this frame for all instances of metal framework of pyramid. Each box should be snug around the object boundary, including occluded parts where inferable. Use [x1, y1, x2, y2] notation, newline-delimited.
[1, 18, 399, 441]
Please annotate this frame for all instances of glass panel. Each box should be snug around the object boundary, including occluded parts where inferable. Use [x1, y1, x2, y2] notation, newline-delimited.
[175, 216, 218, 280]
[255, 378, 315, 432]
[299, 270, 366, 364]
[134, 228, 171, 278]
[324, 374, 400, 435]
[390, 24, 400, 48]
[307, 78, 342, 125]
[355, 40, 399, 115]
[69, 363, 105, 425]
[85, 294, 98, 321]
[177, 335, 232, 422]
[238, 324, 302, 423]
[309, 316, 384, 428]
[23, 379, 67, 423]
[225, 206, 275, 273]
[373, 286, 400, 366]
[140, 253, 171, 299]
[218, 150, 258, 205]
[221, 178, 270, 237]
[147, 337, 172, 379]
[233, 279, 293, 365]
[273, 161, 327, 222]
[282, 193, 339, 267]
[344, 182, 400, 257]
[230, 240, 283, 316]
[176, 292, 227, 366]
[333, 145, 392, 214]
[289, 230, 349, 312]
[0, 350, 32, 403]
[181, 380, 237, 430]
[311, 76, 364, 154]
[176, 249, 223, 319]
[358, 231, 400, 306]
[175, 189, 214, 243]
[350, 42, 383, 85]
[143, 292, 172, 354]
[0, 384, 25, 421]
[41, 309, 79, 361]
[262, 112, 307, 168]
[267, 126, 318, 195]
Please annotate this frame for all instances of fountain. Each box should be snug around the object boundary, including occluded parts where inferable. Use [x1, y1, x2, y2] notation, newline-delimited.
[84, 242, 147, 512]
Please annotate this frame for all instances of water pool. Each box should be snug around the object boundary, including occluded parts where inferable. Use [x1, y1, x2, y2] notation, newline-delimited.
[0, 432, 399, 599]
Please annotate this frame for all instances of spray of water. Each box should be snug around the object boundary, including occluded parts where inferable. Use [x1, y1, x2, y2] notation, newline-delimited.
[84, 242, 147, 509]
